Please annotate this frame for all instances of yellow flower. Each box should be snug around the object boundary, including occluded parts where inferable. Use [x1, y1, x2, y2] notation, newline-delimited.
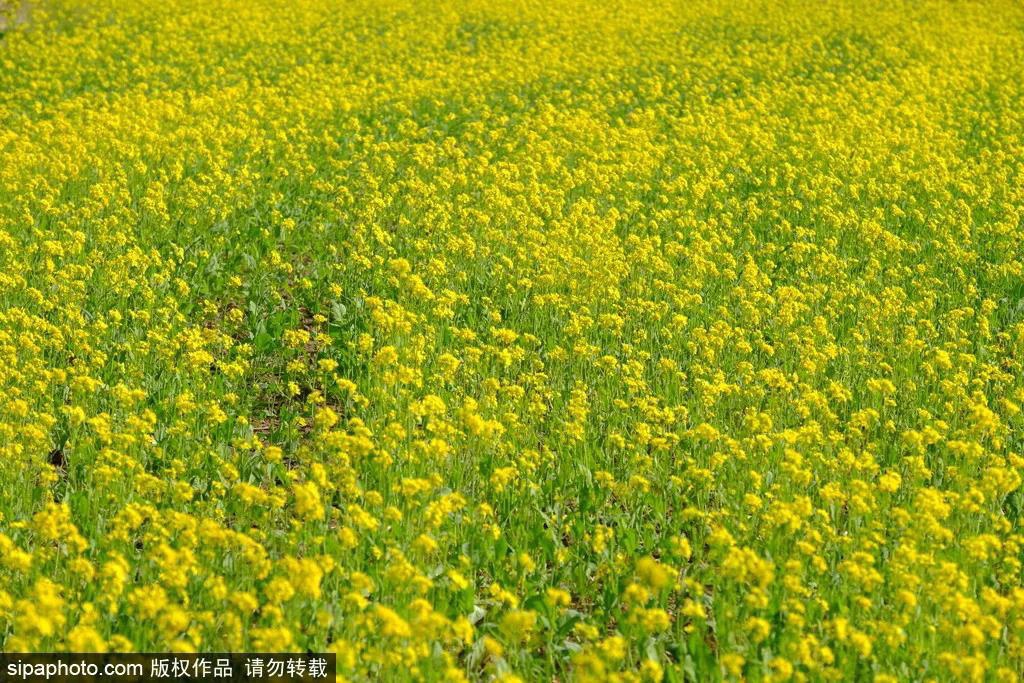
[293, 482, 324, 521]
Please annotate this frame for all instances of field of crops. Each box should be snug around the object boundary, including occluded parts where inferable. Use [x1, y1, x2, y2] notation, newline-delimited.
[2, 0, 1024, 680]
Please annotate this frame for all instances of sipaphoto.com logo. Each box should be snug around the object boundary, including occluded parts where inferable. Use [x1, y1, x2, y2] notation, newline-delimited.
[6, 658, 143, 680]
[0, 653, 335, 682]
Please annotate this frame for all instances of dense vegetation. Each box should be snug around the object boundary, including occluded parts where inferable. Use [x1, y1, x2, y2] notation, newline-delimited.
[2, 0, 1024, 680]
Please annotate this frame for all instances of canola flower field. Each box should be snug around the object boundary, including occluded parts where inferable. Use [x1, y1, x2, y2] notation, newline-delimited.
[2, 0, 1024, 680]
